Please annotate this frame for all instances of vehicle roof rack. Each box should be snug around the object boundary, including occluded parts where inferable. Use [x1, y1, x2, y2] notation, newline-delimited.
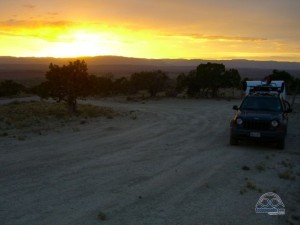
[245, 80, 287, 100]
[249, 85, 283, 96]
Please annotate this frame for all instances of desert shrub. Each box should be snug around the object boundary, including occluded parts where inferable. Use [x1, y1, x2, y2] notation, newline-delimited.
[130, 70, 169, 97]
[37, 60, 91, 113]
[0, 80, 25, 97]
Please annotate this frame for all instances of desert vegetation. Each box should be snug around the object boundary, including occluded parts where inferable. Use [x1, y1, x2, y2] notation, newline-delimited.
[18, 60, 245, 116]
[37, 60, 91, 113]
[2, 60, 300, 103]
[176, 63, 241, 97]
[1, 60, 300, 138]
[0, 100, 119, 137]
[0, 80, 26, 97]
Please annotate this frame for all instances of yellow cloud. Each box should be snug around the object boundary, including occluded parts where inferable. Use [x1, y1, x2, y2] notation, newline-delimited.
[0, 20, 79, 42]
[159, 33, 269, 43]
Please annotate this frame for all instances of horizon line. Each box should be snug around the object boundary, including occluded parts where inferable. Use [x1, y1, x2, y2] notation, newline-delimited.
[0, 55, 300, 64]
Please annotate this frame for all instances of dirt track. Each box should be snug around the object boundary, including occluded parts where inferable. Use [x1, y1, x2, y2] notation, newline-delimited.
[1, 98, 300, 225]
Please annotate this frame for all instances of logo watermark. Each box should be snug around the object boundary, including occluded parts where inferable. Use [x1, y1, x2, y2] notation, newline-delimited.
[255, 192, 285, 215]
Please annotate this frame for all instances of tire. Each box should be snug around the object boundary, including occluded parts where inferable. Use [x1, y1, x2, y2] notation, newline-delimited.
[277, 138, 285, 150]
[230, 135, 238, 145]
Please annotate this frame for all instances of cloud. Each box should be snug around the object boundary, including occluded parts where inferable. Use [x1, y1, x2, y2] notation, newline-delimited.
[22, 4, 35, 9]
[192, 34, 268, 42]
[0, 19, 78, 42]
[47, 12, 59, 16]
[160, 33, 268, 42]
[0, 19, 73, 27]
[0, 19, 78, 30]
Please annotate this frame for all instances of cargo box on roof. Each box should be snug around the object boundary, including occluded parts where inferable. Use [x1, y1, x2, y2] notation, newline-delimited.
[245, 80, 287, 100]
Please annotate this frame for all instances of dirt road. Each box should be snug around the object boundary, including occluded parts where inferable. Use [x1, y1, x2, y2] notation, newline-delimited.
[1, 98, 299, 225]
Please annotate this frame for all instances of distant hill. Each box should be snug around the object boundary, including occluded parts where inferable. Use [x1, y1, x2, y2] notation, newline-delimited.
[1, 56, 300, 80]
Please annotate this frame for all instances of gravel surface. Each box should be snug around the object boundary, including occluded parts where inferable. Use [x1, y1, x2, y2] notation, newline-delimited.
[1, 98, 299, 225]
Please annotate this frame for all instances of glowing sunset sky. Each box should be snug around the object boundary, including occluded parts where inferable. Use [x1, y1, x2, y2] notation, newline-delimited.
[0, 0, 299, 61]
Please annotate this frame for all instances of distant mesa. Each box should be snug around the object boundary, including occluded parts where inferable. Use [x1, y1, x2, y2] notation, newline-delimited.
[0, 56, 300, 79]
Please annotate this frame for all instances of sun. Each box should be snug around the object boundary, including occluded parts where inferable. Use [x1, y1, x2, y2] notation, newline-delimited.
[37, 30, 119, 58]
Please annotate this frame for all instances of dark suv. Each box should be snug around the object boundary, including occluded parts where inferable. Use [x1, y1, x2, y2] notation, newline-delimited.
[230, 93, 292, 149]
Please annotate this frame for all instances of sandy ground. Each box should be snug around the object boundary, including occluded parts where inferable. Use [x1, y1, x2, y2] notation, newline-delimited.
[1, 98, 300, 225]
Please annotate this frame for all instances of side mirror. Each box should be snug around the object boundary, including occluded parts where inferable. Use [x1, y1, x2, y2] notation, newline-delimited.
[232, 105, 239, 110]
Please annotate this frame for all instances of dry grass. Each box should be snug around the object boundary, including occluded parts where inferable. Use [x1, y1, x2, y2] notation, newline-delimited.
[280, 159, 294, 169]
[278, 170, 296, 180]
[255, 162, 266, 172]
[0, 100, 120, 135]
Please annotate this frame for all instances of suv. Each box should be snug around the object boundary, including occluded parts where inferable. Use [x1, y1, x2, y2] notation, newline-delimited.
[230, 86, 292, 149]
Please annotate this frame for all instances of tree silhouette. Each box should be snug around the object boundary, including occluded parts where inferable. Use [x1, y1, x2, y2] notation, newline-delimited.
[0, 80, 25, 97]
[185, 63, 226, 97]
[38, 60, 91, 113]
[113, 77, 130, 94]
[223, 69, 241, 96]
[269, 70, 293, 83]
[130, 70, 169, 97]
[241, 77, 249, 91]
[89, 74, 113, 96]
[198, 63, 225, 97]
[176, 73, 188, 93]
[178, 63, 242, 98]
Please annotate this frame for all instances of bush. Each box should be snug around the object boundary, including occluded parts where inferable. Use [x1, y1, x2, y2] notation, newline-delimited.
[0, 80, 25, 97]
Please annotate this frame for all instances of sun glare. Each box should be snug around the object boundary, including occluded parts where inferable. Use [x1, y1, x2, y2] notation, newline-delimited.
[36, 30, 121, 58]
[34, 27, 177, 59]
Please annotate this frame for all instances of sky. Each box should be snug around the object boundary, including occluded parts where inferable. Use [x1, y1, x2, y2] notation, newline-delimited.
[0, 0, 300, 61]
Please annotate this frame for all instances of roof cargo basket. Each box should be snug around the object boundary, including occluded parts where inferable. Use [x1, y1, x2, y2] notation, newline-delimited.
[245, 80, 287, 100]
[249, 85, 283, 96]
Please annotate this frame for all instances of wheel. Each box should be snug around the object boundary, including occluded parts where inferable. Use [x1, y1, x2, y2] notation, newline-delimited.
[277, 138, 285, 150]
[230, 135, 238, 145]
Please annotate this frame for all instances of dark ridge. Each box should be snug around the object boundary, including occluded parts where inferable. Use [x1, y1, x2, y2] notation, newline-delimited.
[0, 56, 300, 80]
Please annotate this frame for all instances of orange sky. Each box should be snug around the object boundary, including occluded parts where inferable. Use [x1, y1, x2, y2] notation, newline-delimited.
[0, 0, 300, 61]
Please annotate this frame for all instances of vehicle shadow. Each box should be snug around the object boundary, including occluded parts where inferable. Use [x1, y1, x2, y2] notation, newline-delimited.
[233, 140, 283, 151]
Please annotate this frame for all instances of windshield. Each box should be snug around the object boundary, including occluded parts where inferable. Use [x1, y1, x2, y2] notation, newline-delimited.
[240, 96, 283, 112]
